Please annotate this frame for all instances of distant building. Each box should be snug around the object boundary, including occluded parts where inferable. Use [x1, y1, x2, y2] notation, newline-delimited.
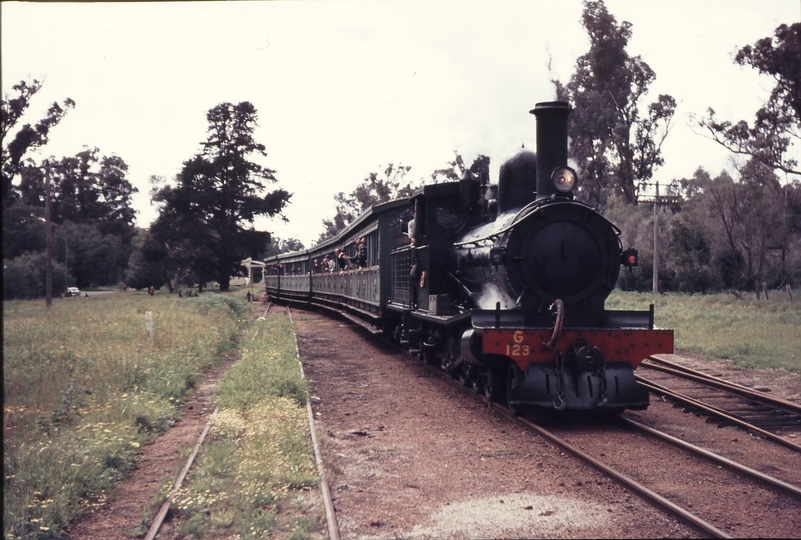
[231, 258, 265, 287]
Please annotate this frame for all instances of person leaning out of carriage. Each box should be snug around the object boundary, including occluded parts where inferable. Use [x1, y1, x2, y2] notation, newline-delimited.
[353, 238, 367, 268]
[335, 249, 351, 271]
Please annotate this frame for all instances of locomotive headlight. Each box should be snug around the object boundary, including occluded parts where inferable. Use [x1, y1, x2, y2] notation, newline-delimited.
[551, 167, 577, 193]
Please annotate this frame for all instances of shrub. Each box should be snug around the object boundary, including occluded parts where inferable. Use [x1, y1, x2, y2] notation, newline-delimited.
[3, 252, 71, 300]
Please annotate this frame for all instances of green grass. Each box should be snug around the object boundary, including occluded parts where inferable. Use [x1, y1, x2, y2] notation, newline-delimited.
[3, 290, 248, 539]
[607, 290, 801, 375]
[171, 312, 324, 539]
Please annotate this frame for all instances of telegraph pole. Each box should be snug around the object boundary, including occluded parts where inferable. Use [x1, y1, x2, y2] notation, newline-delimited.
[652, 182, 659, 295]
[45, 163, 53, 308]
[640, 181, 680, 296]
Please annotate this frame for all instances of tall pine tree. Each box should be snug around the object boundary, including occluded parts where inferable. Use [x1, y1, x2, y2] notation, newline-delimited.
[152, 102, 289, 291]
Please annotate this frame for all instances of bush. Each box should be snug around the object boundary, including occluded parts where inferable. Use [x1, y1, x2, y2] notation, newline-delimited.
[190, 293, 250, 318]
[3, 252, 71, 300]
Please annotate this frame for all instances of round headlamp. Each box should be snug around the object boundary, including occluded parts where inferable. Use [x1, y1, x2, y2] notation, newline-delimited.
[551, 167, 577, 193]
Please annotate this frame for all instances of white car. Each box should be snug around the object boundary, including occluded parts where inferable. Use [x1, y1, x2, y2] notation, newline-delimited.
[65, 287, 81, 297]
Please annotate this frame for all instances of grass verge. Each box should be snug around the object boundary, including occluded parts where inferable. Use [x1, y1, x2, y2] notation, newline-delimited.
[168, 308, 325, 539]
[607, 290, 801, 374]
[3, 291, 248, 539]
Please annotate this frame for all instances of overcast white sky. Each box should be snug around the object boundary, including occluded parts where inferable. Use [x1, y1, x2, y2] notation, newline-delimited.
[3, 0, 799, 247]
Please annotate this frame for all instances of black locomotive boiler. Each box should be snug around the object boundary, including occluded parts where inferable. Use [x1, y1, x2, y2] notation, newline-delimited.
[265, 100, 673, 414]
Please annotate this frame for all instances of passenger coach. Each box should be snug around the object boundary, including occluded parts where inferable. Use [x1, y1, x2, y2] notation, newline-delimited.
[264, 199, 408, 331]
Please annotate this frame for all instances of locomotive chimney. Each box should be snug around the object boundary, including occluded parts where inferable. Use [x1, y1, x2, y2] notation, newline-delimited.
[530, 101, 572, 201]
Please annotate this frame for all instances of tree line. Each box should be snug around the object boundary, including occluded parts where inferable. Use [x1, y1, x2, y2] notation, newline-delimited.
[3, 0, 799, 299]
[558, 2, 800, 293]
[2, 80, 136, 299]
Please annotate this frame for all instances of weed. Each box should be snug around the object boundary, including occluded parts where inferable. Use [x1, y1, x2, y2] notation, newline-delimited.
[173, 312, 325, 539]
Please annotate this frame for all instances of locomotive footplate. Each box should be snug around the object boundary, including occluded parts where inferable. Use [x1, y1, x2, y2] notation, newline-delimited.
[481, 328, 674, 368]
[481, 327, 672, 411]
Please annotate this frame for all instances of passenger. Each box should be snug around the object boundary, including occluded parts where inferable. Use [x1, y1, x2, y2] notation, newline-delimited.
[355, 238, 367, 268]
[336, 249, 350, 271]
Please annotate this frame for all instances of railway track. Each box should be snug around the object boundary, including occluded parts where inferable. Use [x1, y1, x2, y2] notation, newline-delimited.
[637, 356, 801, 453]
[428, 356, 801, 538]
[290, 307, 801, 537]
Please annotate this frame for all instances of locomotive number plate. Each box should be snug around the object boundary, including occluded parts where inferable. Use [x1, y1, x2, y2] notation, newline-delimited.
[482, 328, 674, 367]
[483, 330, 545, 362]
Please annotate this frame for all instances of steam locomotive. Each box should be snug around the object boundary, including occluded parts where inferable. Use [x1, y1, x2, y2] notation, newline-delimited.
[264, 101, 673, 414]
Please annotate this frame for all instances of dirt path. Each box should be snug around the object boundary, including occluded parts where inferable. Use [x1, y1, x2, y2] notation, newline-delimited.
[65, 346, 240, 539]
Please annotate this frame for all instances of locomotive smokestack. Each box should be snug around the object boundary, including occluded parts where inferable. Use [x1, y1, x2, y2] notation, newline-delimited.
[530, 101, 572, 201]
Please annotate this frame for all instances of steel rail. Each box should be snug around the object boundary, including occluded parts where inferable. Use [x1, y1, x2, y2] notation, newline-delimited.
[636, 376, 801, 453]
[145, 407, 219, 540]
[511, 412, 731, 538]
[619, 417, 801, 500]
[420, 362, 731, 538]
[309, 308, 732, 538]
[287, 307, 341, 540]
[642, 357, 801, 415]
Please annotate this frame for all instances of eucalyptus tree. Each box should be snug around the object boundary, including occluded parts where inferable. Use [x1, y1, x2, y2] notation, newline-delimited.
[430, 152, 490, 184]
[319, 163, 415, 241]
[558, 0, 675, 206]
[701, 22, 801, 178]
[2, 79, 75, 206]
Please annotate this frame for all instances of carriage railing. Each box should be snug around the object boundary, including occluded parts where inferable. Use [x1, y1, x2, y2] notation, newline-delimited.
[312, 267, 380, 306]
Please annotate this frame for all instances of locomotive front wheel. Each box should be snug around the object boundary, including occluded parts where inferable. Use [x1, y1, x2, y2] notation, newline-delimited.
[482, 365, 507, 403]
[506, 364, 525, 416]
[456, 366, 469, 386]
[469, 370, 481, 394]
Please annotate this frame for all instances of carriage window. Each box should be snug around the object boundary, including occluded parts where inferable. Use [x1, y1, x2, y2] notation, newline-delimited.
[366, 231, 378, 265]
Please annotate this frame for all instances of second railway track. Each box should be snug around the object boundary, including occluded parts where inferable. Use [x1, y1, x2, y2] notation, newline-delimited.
[637, 355, 801, 452]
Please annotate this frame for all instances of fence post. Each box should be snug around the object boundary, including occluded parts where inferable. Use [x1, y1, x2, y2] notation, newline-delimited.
[146, 311, 153, 341]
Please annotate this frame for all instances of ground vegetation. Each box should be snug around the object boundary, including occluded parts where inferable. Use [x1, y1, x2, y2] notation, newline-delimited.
[3, 291, 247, 539]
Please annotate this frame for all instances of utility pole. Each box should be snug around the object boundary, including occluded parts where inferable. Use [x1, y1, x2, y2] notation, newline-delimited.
[639, 181, 680, 296]
[45, 163, 53, 308]
[653, 182, 659, 295]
